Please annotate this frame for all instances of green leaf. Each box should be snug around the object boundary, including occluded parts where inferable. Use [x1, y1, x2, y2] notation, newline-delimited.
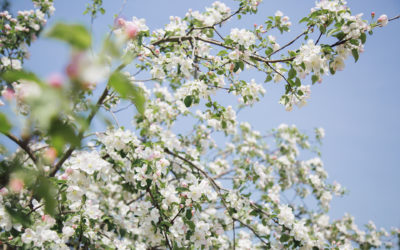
[280, 234, 290, 243]
[217, 50, 228, 56]
[1, 70, 42, 85]
[350, 39, 359, 46]
[0, 113, 12, 133]
[265, 74, 273, 83]
[351, 49, 359, 62]
[46, 23, 91, 50]
[297, 89, 304, 96]
[5, 206, 32, 227]
[238, 61, 244, 71]
[233, 62, 241, 72]
[185, 209, 192, 220]
[34, 176, 58, 216]
[295, 78, 301, 87]
[288, 68, 296, 79]
[329, 66, 336, 75]
[299, 17, 309, 23]
[184, 95, 193, 108]
[48, 119, 80, 153]
[312, 75, 319, 84]
[108, 71, 146, 115]
[360, 32, 367, 44]
[221, 120, 227, 129]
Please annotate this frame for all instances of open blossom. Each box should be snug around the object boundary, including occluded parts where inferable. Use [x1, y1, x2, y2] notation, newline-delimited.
[125, 22, 139, 38]
[69, 151, 110, 175]
[294, 40, 328, 75]
[21, 228, 36, 244]
[377, 14, 388, 26]
[187, 1, 231, 27]
[230, 28, 256, 48]
[278, 204, 295, 227]
[114, 17, 148, 40]
[0, 1, 397, 249]
[1, 57, 22, 70]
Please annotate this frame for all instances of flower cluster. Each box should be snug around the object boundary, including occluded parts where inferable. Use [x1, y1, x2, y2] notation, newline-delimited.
[0, 0, 398, 249]
[0, 0, 54, 73]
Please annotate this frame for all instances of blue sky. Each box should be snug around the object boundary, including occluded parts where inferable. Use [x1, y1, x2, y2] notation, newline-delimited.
[8, 0, 400, 231]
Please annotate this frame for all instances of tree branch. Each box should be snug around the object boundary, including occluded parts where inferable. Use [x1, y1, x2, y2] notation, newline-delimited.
[270, 28, 310, 56]
[49, 86, 109, 177]
[152, 35, 295, 64]
[4, 133, 37, 163]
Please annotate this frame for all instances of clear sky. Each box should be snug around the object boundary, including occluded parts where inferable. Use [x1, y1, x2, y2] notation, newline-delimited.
[8, 0, 400, 232]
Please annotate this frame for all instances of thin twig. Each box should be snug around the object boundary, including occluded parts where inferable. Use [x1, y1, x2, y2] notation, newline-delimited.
[270, 28, 309, 56]
[4, 133, 37, 163]
[49, 86, 109, 177]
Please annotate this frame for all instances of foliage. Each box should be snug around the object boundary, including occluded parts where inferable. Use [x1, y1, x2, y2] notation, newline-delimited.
[0, 0, 398, 249]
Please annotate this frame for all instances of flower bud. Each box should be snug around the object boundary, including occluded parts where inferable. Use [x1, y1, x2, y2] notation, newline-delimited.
[1, 88, 14, 101]
[116, 17, 126, 27]
[125, 22, 139, 39]
[47, 73, 64, 88]
[377, 14, 388, 26]
[9, 178, 24, 193]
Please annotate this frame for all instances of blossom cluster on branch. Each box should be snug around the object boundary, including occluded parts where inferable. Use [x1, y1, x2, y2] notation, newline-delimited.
[0, 0, 399, 249]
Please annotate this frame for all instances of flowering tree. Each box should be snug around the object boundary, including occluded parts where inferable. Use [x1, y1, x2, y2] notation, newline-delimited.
[0, 0, 399, 249]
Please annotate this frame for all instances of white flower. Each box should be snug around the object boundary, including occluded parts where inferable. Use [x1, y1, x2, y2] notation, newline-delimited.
[316, 127, 325, 139]
[277, 204, 295, 227]
[1, 57, 21, 70]
[62, 226, 75, 238]
[275, 10, 283, 17]
[21, 228, 36, 244]
[160, 184, 180, 205]
[294, 40, 328, 75]
[86, 203, 102, 219]
[70, 151, 110, 175]
[377, 14, 388, 26]
[230, 28, 256, 48]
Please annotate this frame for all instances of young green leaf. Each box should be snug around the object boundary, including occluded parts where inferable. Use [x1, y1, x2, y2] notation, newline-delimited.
[0, 113, 12, 133]
[351, 49, 359, 62]
[46, 23, 92, 50]
[288, 68, 297, 79]
[108, 71, 146, 115]
[1, 70, 43, 85]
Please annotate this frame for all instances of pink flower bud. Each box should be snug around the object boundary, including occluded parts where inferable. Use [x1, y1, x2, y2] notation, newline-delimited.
[66, 62, 79, 79]
[47, 73, 64, 88]
[9, 178, 24, 193]
[44, 147, 57, 163]
[66, 168, 74, 175]
[377, 14, 388, 26]
[125, 22, 139, 39]
[1, 88, 14, 101]
[0, 187, 8, 195]
[371, 12, 375, 18]
[116, 18, 126, 27]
